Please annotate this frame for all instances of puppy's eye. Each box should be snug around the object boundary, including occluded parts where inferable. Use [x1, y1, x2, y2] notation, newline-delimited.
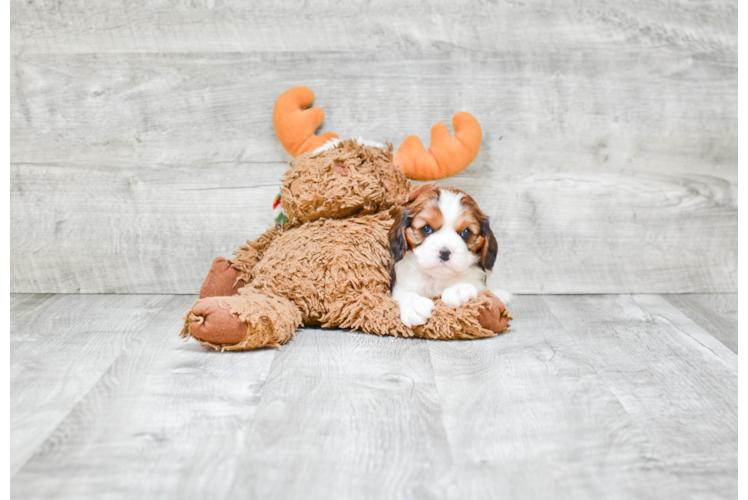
[460, 228, 472, 240]
[420, 225, 433, 236]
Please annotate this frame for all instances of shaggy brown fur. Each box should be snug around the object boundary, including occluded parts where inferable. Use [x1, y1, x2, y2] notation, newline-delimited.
[181, 139, 511, 351]
[280, 142, 410, 226]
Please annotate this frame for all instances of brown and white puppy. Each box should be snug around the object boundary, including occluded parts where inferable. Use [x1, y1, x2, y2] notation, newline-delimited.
[389, 185, 512, 327]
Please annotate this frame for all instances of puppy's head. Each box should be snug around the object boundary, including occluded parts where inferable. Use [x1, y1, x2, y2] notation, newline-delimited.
[389, 185, 498, 275]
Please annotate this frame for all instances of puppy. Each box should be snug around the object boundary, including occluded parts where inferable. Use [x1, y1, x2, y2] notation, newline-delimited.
[389, 185, 512, 327]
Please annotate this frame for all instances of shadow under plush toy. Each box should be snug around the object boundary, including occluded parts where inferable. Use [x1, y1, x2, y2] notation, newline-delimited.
[181, 86, 511, 351]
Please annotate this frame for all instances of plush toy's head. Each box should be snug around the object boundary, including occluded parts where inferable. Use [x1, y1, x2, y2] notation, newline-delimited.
[273, 86, 483, 182]
[280, 139, 411, 225]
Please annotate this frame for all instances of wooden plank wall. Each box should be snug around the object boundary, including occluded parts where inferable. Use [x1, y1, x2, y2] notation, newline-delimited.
[10, 1, 737, 294]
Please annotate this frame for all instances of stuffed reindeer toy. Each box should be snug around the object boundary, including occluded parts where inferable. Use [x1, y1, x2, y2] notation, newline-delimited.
[181, 87, 511, 351]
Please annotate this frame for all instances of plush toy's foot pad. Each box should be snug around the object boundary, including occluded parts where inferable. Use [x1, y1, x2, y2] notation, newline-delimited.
[478, 294, 512, 333]
[199, 257, 245, 299]
[186, 298, 248, 346]
[181, 292, 303, 351]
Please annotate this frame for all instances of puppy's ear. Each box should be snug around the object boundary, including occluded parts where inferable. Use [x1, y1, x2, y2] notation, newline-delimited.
[388, 209, 412, 263]
[479, 217, 498, 271]
[407, 184, 436, 204]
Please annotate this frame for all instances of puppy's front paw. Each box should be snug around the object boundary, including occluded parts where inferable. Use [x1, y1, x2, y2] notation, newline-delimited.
[491, 288, 513, 305]
[441, 283, 479, 307]
[400, 296, 435, 327]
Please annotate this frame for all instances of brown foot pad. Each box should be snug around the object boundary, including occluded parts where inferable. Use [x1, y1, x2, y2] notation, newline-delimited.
[182, 293, 303, 351]
[477, 294, 512, 333]
[199, 257, 245, 299]
[185, 297, 248, 346]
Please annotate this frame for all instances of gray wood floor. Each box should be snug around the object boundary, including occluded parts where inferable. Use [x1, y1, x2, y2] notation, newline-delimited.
[10, 293, 737, 499]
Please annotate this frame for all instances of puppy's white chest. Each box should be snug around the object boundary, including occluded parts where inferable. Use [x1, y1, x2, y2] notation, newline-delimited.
[394, 252, 484, 298]
[416, 273, 456, 299]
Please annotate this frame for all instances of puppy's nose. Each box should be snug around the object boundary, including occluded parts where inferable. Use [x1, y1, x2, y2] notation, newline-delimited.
[439, 248, 451, 261]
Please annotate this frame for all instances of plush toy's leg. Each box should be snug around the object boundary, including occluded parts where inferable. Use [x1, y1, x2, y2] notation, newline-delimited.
[322, 290, 511, 340]
[181, 291, 303, 351]
[228, 227, 281, 281]
[199, 257, 245, 299]
[199, 228, 282, 299]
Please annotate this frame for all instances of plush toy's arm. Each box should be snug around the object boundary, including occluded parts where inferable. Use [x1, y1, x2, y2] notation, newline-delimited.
[184, 288, 510, 353]
[322, 289, 510, 340]
[228, 227, 282, 284]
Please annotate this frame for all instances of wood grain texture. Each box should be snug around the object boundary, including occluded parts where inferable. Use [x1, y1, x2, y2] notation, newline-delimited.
[10, 293, 172, 476]
[10, 293, 55, 315]
[738, 355, 748, 491]
[662, 293, 737, 353]
[632, 294, 737, 371]
[10, 52, 736, 173]
[542, 294, 737, 499]
[10, 162, 285, 293]
[453, 169, 736, 294]
[9, 293, 738, 498]
[11, 295, 278, 499]
[429, 296, 658, 499]
[9, 52, 737, 293]
[225, 329, 457, 500]
[10, 0, 737, 55]
[9, 2, 737, 295]
[10, 160, 736, 294]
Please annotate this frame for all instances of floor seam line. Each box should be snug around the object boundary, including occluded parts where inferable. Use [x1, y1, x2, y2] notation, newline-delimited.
[10, 294, 183, 480]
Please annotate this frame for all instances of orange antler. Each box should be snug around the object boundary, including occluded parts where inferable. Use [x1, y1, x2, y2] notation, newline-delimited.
[273, 86, 339, 157]
[394, 112, 482, 180]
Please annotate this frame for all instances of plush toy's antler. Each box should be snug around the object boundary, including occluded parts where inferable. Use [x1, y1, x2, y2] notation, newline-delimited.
[394, 112, 482, 181]
[273, 86, 339, 157]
